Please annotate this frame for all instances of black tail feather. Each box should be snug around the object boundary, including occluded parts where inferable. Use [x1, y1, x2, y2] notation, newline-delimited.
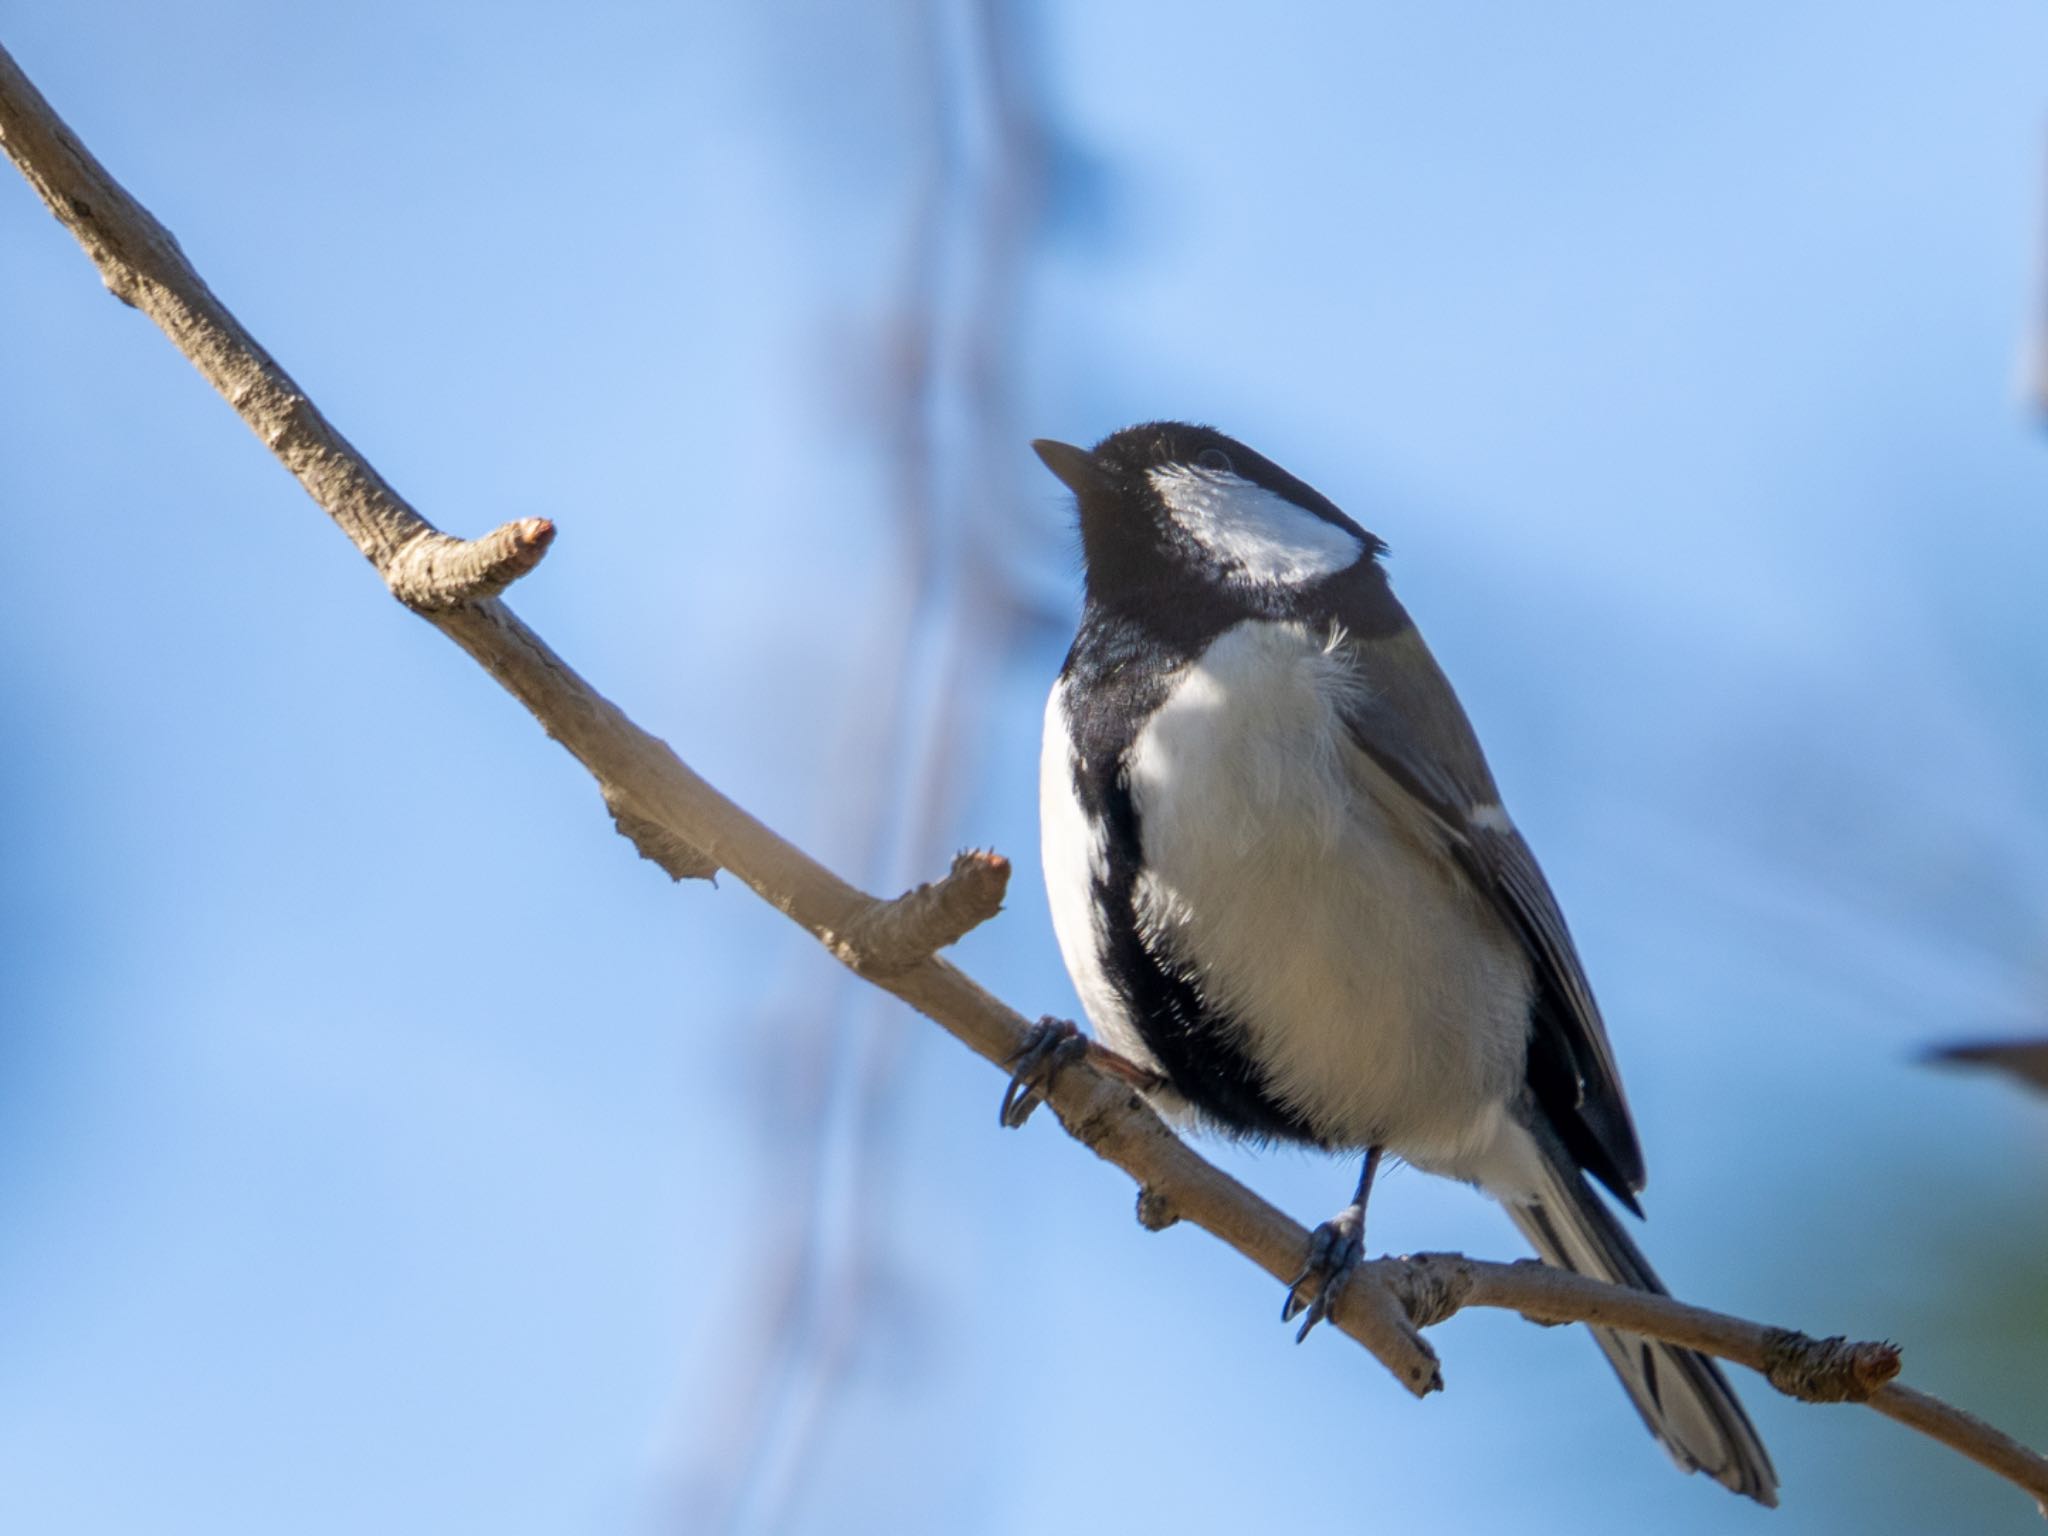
[1507, 1117, 1779, 1506]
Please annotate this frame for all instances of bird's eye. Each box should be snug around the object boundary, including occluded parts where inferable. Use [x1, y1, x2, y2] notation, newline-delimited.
[1195, 447, 1233, 474]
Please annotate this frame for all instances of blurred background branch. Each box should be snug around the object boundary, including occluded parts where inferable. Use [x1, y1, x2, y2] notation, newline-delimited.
[1929, 1038, 2048, 1096]
[674, 4, 1051, 1530]
[2032, 125, 2048, 422]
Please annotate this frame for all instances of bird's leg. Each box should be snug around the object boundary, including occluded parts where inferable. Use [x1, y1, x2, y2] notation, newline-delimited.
[1282, 1145, 1384, 1342]
[1087, 1042, 1168, 1095]
[1000, 1017, 1165, 1127]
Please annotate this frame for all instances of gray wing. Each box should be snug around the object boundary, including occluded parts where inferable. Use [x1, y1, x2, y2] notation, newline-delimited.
[1335, 618, 1647, 1204]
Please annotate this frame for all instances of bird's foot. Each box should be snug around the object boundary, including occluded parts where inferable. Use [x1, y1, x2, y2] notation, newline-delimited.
[1281, 1203, 1367, 1343]
[1000, 1017, 1089, 1128]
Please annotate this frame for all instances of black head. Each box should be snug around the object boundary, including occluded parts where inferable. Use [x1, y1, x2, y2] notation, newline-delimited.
[1032, 423, 1383, 611]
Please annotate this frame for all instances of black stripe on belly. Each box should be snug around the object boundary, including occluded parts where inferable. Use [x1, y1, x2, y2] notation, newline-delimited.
[1085, 763, 1327, 1148]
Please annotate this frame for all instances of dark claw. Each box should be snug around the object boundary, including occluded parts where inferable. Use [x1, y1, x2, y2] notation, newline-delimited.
[1282, 1204, 1366, 1342]
[1000, 1017, 1087, 1128]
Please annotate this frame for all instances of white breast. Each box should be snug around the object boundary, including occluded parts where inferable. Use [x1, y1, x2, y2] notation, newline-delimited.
[1124, 620, 1536, 1178]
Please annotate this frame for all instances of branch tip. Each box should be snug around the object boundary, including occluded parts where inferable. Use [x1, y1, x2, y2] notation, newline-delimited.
[830, 847, 1011, 976]
[1134, 1186, 1179, 1230]
[386, 517, 557, 610]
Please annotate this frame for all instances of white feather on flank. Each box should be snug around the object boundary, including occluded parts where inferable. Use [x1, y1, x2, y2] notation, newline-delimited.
[1039, 680, 1157, 1075]
[1148, 464, 1364, 585]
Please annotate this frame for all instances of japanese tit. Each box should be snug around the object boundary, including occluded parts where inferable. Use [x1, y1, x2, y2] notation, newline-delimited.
[1032, 422, 1776, 1505]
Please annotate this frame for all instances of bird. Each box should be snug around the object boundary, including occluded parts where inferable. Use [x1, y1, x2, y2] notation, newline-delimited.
[1025, 421, 1777, 1505]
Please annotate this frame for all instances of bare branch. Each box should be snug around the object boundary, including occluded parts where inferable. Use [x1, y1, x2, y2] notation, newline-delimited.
[5, 39, 2045, 1513]
[0, 41, 711, 880]
[0, 49, 543, 606]
[830, 849, 1011, 976]
[1346, 1254, 2046, 1503]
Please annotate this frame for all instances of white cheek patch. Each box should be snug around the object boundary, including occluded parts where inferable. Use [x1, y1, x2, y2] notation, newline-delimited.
[1148, 465, 1365, 585]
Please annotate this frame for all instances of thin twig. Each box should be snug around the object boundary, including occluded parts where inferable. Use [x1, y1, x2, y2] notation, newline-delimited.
[1370, 1253, 2045, 1504]
[1928, 1036, 2048, 1096]
[830, 849, 1012, 977]
[5, 39, 2045, 1513]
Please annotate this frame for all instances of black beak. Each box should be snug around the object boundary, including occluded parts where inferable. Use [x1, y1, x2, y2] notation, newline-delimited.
[1031, 438, 1113, 497]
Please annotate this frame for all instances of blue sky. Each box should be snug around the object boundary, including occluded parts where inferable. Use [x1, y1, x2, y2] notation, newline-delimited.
[4, 4, 2047, 1533]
